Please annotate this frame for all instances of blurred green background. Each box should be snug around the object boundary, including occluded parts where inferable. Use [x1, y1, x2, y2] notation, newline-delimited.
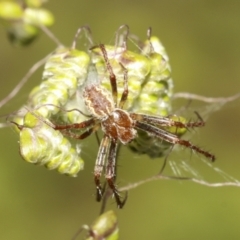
[0, 0, 240, 239]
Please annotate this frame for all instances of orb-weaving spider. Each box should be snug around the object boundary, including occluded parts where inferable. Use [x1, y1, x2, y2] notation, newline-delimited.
[52, 44, 215, 208]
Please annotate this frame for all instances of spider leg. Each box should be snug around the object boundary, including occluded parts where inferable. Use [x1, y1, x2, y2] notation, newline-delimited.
[61, 125, 99, 140]
[146, 27, 154, 52]
[114, 24, 129, 50]
[53, 118, 96, 130]
[99, 44, 118, 106]
[130, 113, 205, 128]
[135, 121, 215, 161]
[118, 63, 129, 109]
[71, 25, 93, 49]
[105, 140, 127, 208]
[94, 135, 110, 202]
[25, 110, 96, 131]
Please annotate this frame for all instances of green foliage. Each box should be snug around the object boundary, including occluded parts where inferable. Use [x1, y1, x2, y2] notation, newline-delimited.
[12, 46, 91, 176]
[15, 112, 84, 176]
[0, 0, 54, 45]
[1, 1, 239, 239]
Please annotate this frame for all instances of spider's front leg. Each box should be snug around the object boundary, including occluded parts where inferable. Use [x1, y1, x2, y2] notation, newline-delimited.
[105, 140, 127, 209]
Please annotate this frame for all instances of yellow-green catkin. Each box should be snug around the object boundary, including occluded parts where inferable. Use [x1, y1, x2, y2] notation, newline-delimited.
[0, 0, 54, 46]
[13, 46, 90, 176]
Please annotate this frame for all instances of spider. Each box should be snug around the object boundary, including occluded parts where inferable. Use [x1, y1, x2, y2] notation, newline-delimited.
[51, 44, 215, 208]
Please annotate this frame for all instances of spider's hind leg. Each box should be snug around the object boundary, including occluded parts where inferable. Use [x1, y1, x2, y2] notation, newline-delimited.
[106, 177, 128, 209]
[105, 140, 127, 208]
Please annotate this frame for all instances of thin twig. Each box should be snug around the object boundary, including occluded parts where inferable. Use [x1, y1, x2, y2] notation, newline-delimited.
[0, 54, 52, 109]
[173, 92, 240, 103]
[39, 25, 64, 47]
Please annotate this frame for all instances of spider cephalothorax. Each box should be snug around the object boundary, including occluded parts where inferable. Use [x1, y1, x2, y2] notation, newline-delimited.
[51, 43, 215, 208]
[83, 84, 137, 144]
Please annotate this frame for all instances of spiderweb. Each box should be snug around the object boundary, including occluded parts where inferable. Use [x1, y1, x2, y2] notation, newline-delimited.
[119, 92, 240, 193]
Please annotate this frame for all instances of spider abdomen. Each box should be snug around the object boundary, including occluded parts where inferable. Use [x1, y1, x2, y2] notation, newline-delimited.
[83, 85, 114, 118]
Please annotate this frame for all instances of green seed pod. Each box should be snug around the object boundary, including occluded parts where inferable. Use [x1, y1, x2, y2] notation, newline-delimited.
[18, 112, 84, 176]
[13, 44, 90, 176]
[7, 22, 39, 46]
[0, 1, 23, 20]
[23, 7, 54, 27]
[134, 35, 173, 116]
[85, 210, 119, 240]
[0, 0, 54, 46]
[127, 35, 186, 158]
[29, 47, 90, 118]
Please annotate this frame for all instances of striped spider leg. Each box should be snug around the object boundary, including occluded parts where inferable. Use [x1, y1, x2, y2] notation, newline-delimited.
[52, 44, 215, 208]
